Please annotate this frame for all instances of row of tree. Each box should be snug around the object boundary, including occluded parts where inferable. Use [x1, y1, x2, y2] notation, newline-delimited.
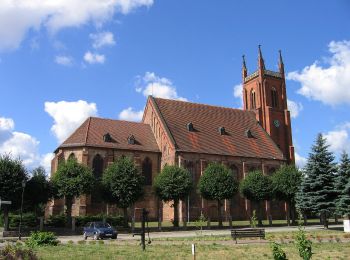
[1, 133, 349, 230]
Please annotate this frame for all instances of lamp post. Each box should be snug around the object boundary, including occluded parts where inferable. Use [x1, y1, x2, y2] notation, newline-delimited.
[18, 180, 26, 240]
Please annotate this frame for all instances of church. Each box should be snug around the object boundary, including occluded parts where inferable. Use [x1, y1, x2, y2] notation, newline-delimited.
[46, 47, 294, 223]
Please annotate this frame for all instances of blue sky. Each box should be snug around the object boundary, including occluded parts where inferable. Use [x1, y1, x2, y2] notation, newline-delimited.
[0, 0, 349, 172]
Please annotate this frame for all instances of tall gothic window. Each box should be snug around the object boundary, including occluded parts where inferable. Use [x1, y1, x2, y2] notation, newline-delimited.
[68, 153, 76, 161]
[244, 89, 248, 109]
[250, 90, 256, 109]
[92, 154, 103, 179]
[230, 164, 239, 180]
[271, 87, 278, 108]
[142, 157, 152, 185]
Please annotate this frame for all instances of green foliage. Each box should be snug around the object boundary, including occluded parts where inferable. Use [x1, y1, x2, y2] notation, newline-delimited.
[46, 214, 66, 227]
[0, 244, 38, 260]
[9, 212, 38, 228]
[0, 154, 28, 208]
[25, 231, 59, 247]
[153, 165, 192, 202]
[52, 158, 94, 200]
[296, 134, 337, 220]
[25, 166, 54, 215]
[335, 152, 350, 216]
[198, 163, 238, 201]
[102, 157, 144, 209]
[194, 212, 206, 235]
[272, 165, 302, 203]
[251, 210, 257, 228]
[295, 226, 313, 260]
[239, 170, 273, 202]
[75, 215, 124, 227]
[270, 242, 287, 260]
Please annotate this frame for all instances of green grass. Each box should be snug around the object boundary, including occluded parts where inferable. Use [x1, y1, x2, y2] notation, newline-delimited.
[34, 241, 350, 260]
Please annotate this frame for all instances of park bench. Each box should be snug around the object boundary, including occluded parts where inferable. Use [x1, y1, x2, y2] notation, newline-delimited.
[230, 228, 265, 244]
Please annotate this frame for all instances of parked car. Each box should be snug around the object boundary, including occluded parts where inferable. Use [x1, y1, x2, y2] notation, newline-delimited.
[83, 222, 118, 240]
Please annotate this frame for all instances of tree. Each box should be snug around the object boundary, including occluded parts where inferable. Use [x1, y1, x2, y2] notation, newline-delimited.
[335, 152, 350, 217]
[153, 165, 192, 227]
[51, 158, 94, 228]
[102, 156, 144, 227]
[239, 170, 273, 226]
[271, 165, 302, 225]
[0, 154, 28, 230]
[198, 163, 238, 227]
[25, 167, 54, 216]
[296, 134, 337, 229]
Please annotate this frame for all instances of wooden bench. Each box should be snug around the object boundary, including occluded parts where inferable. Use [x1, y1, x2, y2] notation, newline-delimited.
[230, 228, 265, 244]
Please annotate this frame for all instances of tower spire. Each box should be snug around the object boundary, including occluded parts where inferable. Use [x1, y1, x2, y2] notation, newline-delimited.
[258, 45, 265, 71]
[242, 54, 247, 80]
[278, 50, 285, 76]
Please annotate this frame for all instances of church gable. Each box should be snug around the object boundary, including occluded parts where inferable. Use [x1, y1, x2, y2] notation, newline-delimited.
[152, 97, 285, 160]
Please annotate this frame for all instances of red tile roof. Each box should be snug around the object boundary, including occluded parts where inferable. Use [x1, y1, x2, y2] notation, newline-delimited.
[59, 117, 160, 153]
[152, 97, 284, 160]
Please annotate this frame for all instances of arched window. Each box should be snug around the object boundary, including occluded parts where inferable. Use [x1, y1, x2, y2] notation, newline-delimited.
[185, 161, 195, 182]
[68, 153, 76, 161]
[142, 157, 152, 185]
[92, 154, 104, 179]
[230, 164, 239, 180]
[271, 87, 278, 108]
[244, 89, 248, 109]
[250, 90, 256, 109]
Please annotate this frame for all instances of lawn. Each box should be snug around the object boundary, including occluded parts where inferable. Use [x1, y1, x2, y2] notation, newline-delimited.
[34, 242, 350, 260]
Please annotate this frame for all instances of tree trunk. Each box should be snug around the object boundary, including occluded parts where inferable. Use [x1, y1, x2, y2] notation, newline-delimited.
[322, 212, 328, 229]
[173, 200, 179, 227]
[303, 214, 307, 226]
[257, 202, 263, 226]
[3, 206, 9, 231]
[123, 207, 128, 228]
[65, 197, 73, 229]
[291, 202, 297, 225]
[217, 200, 223, 227]
[286, 201, 291, 226]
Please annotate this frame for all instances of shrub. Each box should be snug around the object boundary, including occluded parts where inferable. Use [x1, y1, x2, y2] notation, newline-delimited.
[46, 214, 66, 227]
[98, 240, 104, 245]
[270, 242, 287, 260]
[25, 231, 59, 247]
[251, 210, 257, 228]
[0, 244, 38, 260]
[77, 240, 86, 245]
[67, 240, 74, 245]
[295, 226, 312, 260]
[9, 213, 38, 228]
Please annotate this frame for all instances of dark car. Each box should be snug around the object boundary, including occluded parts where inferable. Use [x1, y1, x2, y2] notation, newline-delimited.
[83, 222, 118, 240]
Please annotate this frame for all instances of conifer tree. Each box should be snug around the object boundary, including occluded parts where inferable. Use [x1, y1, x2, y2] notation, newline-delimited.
[296, 134, 337, 229]
[335, 152, 350, 217]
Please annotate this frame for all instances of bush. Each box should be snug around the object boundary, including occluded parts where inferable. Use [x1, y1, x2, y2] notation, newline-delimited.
[25, 231, 59, 247]
[270, 242, 287, 260]
[0, 244, 38, 260]
[295, 226, 313, 260]
[46, 214, 66, 227]
[10, 213, 38, 228]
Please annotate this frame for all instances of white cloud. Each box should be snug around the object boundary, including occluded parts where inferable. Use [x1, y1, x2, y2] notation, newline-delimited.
[287, 99, 303, 118]
[55, 55, 73, 66]
[0, 116, 53, 172]
[233, 84, 243, 108]
[324, 122, 350, 154]
[295, 152, 307, 169]
[44, 100, 98, 143]
[84, 51, 105, 64]
[90, 31, 116, 49]
[136, 72, 187, 101]
[0, 0, 153, 51]
[288, 40, 350, 106]
[119, 107, 143, 122]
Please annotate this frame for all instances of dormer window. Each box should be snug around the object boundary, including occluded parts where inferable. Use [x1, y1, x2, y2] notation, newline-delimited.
[187, 122, 194, 132]
[103, 133, 112, 142]
[245, 129, 253, 138]
[218, 127, 226, 135]
[128, 135, 135, 145]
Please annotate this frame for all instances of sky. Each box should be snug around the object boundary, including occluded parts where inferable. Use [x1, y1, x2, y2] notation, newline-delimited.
[0, 0, 349, 173]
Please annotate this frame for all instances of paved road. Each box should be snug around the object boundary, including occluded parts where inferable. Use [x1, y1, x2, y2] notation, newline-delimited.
[57, 224, 343, 243]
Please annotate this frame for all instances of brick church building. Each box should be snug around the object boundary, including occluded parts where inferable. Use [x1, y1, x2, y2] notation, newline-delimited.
[46, 47, 294, 222]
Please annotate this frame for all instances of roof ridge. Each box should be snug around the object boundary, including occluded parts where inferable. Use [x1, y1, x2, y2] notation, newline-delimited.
[84, 117, 92, 144]
[153, 97, 248, 112]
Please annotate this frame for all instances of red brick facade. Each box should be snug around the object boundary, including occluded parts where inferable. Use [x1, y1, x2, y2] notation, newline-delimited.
[47, 48, 294, 223]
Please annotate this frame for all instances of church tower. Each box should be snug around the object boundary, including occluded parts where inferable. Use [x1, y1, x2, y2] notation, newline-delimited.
[242, 46, 295, 164]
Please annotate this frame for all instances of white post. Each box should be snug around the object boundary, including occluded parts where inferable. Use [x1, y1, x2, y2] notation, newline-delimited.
[192, 244, 196, 260]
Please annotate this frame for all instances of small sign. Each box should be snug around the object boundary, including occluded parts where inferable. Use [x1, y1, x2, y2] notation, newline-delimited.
[0, 199, 12, 210]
